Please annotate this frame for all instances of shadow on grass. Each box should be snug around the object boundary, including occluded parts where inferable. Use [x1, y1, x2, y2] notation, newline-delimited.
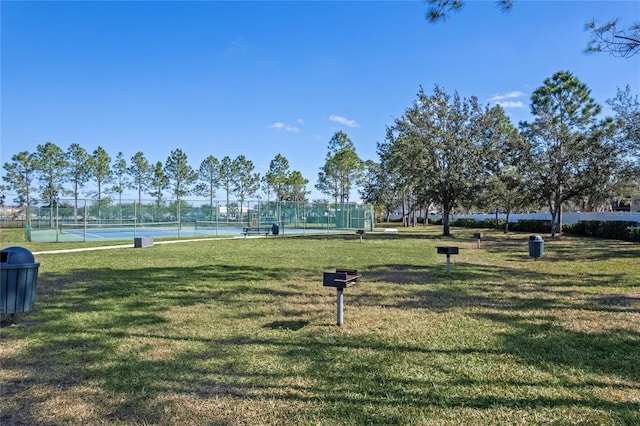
[476, 312, 640, 382]
[482, 236, 640, 262]
[2, 238, 639, 424]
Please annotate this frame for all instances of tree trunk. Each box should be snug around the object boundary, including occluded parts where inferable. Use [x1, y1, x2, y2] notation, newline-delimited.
[442, 206, 451, 236]
[557, 204, 563, 236]
[504, 210, 510, 233]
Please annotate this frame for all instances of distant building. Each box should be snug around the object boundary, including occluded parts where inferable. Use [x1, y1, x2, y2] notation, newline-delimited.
[0, 205, 25, 221]
[631, 196, 640, 212]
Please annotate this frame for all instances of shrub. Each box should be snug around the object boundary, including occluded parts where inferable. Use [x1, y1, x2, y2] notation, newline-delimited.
[566, 220, 640, 242]
[509, 220, 552, 234]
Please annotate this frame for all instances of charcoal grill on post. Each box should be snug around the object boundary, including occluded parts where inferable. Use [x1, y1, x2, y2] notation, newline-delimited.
[323, 268, 361, 326]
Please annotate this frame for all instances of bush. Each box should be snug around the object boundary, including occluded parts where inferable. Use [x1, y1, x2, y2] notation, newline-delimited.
[565, 220, 640, 242]
[507, 220, 552, 234]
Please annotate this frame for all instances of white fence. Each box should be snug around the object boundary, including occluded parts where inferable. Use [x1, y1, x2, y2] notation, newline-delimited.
[451, 212, 640, 225]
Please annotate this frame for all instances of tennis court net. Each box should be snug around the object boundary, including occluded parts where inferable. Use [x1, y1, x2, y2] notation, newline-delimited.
[59, 221, 181, 233]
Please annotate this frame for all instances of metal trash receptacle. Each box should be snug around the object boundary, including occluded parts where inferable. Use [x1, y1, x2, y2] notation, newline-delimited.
[271, 223, 280, 235]
[1, 246, 40, 314]
[528, 234, 544, 259]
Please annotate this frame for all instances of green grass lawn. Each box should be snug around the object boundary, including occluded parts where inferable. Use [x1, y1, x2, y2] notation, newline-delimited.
[1, 227, 639, 425]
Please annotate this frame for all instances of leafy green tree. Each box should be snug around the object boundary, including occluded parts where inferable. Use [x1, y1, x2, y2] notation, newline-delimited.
[378, 129, 434, 227]
[607, 85, 640, 162]
[473, 104, 530, 231]
[607, 86, 640, 208]
[111, 152, 128, 210]
[128, 151, 151, 207]
[573, 118, 627, 211]
[233, 155, 260, 216]
[87, 146, 112, 202]
[522, 71, 604, 237]
[358, 159, 395, 223]
[260, 175, 273, 203]
[287, 170, 309, 202]
[195, 155, 221, 221]
[164, 149, 197, 223]
[87, 146, 112, 222]
[66, 143, 90, 221]
[149, 161, 168, 210]
[2, 151, 37, 206]
[316, 163, 339, 203]
[34, 141, 68, 209]
[316, 131, 364, 203]
[265, 154, 290, 202]
[219, 156, 236, 216]
[386, 86, 484, 236]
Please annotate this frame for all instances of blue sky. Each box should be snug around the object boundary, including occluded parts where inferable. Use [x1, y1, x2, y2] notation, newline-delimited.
[1, 0, 639, 202]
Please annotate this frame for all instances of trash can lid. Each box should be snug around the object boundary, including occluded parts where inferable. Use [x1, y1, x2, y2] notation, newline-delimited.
[529, 234, 544, 241]
[1, 246, 36, 264]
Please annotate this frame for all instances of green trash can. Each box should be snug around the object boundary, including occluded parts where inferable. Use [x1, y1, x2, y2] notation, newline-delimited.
[528, 234, 544, 260]
[1, 246, 40, 315]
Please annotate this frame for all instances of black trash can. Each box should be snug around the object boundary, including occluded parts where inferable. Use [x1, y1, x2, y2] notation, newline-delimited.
[1, 246, 40, 315]
[271, 223, 280, 236]
[528, 234, 544, 259]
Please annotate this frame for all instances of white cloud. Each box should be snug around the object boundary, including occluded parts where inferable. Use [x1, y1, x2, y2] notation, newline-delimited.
[229, 37, 248, 53]
[488, 91, 525, 102]
[328, 114, 358, 127]
[496, 101, 524, 108]
[267, 122, 300, 132]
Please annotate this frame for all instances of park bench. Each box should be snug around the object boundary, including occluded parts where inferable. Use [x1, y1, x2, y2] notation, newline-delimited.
[242, 226, 272, 237]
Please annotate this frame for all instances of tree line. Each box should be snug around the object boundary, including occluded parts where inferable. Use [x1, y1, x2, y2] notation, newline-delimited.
[361, 71, 639, 237]
[1, 132, 366, 216]
[3, 71, 638, 237]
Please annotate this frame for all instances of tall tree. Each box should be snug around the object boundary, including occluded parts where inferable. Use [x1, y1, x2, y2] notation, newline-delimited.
[34, 141, 68, 212]
[574, 118, 626, 211]
[522, 71, 603, 237]
[607, 86, 640, 207]
[149, 161, 169, 209]
[316, 163, 339, 203]
[316, 131, 364, 203]
[219, 156, 236, 215]
[128, 151, 151, 208]
[474, 104, 530, 231]
[607, 85, 640, 161]
[265, 154, 290, 202]
[195, 155, 221, 221]
[585, 19, 640, 58]
[66, 143, 90, 222]
[164, 149, 197, 222]
[385, 86, 484, 236]
[233, 155, 260, 216]
[359, 159, 397, 223]
[286, 170, 309, 202]
[87, 146, 112, 222]
[111, 152, 128, 210]
[425, 0, 639, 57]
[425, 0, 513, 23]
[2, 151, 37, 206]
[87, 146, 112, 202]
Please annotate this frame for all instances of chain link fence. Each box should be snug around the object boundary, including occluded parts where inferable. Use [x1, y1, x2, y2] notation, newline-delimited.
[1, 198, 373, 242]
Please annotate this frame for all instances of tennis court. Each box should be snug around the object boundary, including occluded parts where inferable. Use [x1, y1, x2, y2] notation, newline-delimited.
[30, 221, 350, 242]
